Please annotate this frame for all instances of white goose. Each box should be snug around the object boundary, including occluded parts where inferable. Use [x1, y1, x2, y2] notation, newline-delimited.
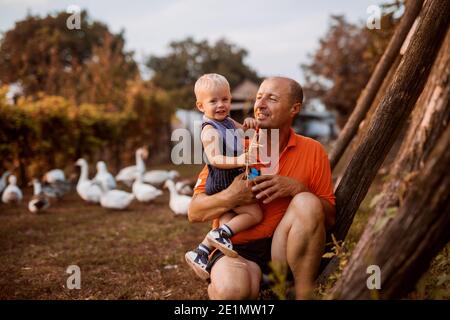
[0, 171, 10, 195]
[2, 175, 23, 204]
[116, 148, 147, 186]
[132, 174, 163, 203]
[43, 169, 66, 184]
[143, 170, 180, 186]
[75, 158, 102, 203]
[99, 185, 134, 210]
[94, 161, 116, 191]
[175, 181, 194, 196]
[28, 179, 50, 213]
[164, 179, 191, 215]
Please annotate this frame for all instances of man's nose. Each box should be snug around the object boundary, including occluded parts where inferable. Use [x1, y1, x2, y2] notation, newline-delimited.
[255, 98, 267, 111]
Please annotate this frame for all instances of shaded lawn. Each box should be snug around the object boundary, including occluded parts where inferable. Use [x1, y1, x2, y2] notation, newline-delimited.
[0, 164, 210, 300]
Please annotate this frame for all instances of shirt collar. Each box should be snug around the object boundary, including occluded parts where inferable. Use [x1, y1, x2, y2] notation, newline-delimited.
[286, 128, 297, 149]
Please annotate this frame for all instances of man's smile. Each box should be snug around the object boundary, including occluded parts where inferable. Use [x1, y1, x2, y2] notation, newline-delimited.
[256, 110, 270, 120]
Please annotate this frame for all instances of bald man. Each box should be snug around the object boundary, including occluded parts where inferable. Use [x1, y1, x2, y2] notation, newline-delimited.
[188, 77, 336, 299]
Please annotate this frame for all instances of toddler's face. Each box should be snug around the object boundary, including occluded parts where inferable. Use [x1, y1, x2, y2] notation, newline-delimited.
[196, 86, 231, 121]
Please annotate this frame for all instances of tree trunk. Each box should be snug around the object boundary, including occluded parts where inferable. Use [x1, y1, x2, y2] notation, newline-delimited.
[329, 0, 424, 170]
[330, 122, 450, 299]
[332, 54, 402, 179]
[331, 0, 449, 244]
[328, 27, 450, 299]
[365, 27, 449, 240]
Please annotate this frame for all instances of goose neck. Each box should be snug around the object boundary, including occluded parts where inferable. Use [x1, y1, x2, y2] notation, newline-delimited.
[79, 162, 89, 182]
[33, 181, 42, 195]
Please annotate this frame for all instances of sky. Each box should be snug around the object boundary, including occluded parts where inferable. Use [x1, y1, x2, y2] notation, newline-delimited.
[0, 0, 386, 83]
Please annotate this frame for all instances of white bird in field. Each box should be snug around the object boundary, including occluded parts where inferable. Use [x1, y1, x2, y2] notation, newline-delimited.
[143, 170, 180, 187]
[175, 181, 194, 196]
[164, 179, 191, 216]
[94, 161, 116, 191]
[116, 148, 147, 186]
[43, 169, 66, 184]
[99, 186, 134, 210]
[2, 175, 23, 204]
[41, 180, 70, 199]
[132, 174, 163, 203]
[28, 178, 50, 213]
[0, 171, 10, 195]
[42, 168, 71, 199]
[75, 158, 102, 203]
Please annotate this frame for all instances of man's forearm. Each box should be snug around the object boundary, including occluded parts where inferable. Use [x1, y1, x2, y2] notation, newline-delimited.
[188, 190, 236, 223]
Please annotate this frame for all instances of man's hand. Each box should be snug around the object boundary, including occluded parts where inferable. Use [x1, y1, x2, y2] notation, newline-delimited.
[243, 117, 258, 130]
[227, 173, 257, 206]
[251, 175, 309, 204]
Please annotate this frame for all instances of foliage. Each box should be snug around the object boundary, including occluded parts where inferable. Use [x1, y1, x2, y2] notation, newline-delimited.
[0, 10, 137, 108]
[301, 2, 402, 127]
[147, 37, 260, 108]
[0, 82, 172, 183]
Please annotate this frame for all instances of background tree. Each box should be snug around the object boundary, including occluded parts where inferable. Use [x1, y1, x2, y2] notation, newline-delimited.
[146, 37, 260, 108]
[328, 0, 423, 169]
[0, 10, 137, 108]
[332, 28, 450, 299]
[319, 0, 449, 284]
[301, 2, 401, 127]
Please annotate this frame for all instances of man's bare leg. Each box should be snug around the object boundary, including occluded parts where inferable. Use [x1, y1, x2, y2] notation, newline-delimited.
[271, 192, 326, 299]
[208, 255, 261, 300]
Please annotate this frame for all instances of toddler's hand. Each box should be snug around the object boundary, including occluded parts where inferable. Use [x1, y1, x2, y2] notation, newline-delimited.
[243, 117, 258, 130]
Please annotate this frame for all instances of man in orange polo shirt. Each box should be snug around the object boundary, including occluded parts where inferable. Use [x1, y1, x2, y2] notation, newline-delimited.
[188, 76, 335, 299]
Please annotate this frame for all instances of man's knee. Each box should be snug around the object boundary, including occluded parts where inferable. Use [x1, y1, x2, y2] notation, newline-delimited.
[209, 279, 251, 300]
[288, 192, 325, 228]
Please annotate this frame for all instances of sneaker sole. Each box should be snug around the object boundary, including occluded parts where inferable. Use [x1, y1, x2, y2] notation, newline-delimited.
[207, 234, 238, 258]
[185, 253, 210, 280]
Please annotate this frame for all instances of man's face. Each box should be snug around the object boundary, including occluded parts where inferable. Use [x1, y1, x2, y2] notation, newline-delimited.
[254, 78, 299, 129]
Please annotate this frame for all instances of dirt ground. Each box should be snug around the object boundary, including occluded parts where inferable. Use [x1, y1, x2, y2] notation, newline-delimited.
[0, 164, 211, 300]
[0, 163, 448, 300]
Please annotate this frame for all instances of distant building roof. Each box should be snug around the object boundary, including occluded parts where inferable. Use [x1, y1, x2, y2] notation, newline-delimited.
[231, 79, 259, 101]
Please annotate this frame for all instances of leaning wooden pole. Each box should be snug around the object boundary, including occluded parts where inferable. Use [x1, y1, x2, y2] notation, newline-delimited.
[331, 0, 449, 244]
[346, 27, 450, 273]
[329, 0, 423, 170]
[331, 124, 450, 299]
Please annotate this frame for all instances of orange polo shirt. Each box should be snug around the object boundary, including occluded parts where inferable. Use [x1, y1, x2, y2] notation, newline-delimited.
[193, 128, 335, 244]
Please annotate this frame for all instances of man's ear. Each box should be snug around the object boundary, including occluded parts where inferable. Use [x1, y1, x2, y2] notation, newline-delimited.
[291, 102, 301, 117]
[196, 101, 204, 112]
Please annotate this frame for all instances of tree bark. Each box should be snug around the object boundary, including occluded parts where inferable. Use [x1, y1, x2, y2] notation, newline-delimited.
[328, 27, 450, 299]
[331, 0, 449, 244]
[329, 0, 424, 170]
[367, 27, 449, 237]
[330, 122, 450, 299]
[332, 54, 402, 180]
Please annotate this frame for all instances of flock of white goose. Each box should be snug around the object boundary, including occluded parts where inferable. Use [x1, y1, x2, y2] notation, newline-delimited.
[0, 148, 194, 215]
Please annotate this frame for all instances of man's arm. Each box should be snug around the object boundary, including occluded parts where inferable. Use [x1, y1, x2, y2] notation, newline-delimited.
[188, 174, 256, 223]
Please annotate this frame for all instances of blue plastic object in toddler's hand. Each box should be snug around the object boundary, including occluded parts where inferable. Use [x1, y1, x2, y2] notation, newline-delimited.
[248, 167, 261, 180]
